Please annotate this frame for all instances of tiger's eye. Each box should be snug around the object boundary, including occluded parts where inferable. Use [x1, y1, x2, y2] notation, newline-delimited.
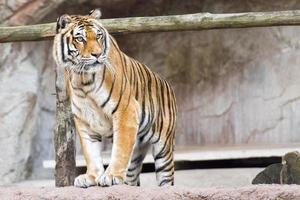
[76, 37, 84, 42]
[96, 33, 103, 39]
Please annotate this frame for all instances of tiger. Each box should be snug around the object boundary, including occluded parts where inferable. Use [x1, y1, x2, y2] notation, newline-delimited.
[53, 9, 177, 187]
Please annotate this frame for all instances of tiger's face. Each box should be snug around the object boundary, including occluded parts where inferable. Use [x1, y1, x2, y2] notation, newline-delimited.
[54, 9, 110, 73]
[72, 23, 104, 65]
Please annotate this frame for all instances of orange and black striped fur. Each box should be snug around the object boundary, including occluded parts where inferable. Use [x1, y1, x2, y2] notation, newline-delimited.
[53, 9, 177, 187]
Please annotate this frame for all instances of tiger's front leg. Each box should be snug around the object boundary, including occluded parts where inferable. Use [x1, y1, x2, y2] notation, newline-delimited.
[96, 105, 139, 187]
[74, 118, 105, 188]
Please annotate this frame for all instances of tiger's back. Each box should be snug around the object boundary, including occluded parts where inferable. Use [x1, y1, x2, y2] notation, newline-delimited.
[121, 51, 177, 145]
[120, 52, 177, 186]
[53, 9, 177, 187]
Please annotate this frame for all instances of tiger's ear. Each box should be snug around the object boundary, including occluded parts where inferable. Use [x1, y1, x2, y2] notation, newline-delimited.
[89, 9, 102, 19]
[56, 14, 71, 33]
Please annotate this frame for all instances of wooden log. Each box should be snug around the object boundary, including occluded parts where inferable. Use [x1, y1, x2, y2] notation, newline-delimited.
[54, 67, 76, 186]
[1, 10, 300, 42]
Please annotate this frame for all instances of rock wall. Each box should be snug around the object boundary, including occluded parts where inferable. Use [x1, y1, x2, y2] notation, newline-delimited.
[0, 0, 63, 185]
[1, 0, 300, 184]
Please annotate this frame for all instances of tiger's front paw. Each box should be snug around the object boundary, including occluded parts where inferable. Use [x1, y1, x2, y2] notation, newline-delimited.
[96, 172, 124, 187]
[74, 174, 96, 188]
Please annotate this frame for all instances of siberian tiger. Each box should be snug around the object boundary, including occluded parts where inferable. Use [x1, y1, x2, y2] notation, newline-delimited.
[53, 9, 177, 187]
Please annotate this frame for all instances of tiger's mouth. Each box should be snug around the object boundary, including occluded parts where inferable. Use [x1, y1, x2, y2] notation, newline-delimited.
[83, 61, 104, 69]
[73, 57, 106, 72]
[79, 54, 107, 66]
[69, 53, 108, 73]
[80, 58, 98, 66]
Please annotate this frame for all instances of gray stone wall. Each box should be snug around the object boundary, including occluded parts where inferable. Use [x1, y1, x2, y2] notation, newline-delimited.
[0, 0, 62, 185]
[1, 0, 300, 184]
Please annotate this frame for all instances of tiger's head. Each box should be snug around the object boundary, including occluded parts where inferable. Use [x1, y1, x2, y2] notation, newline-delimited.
[53, 9, 110, 73]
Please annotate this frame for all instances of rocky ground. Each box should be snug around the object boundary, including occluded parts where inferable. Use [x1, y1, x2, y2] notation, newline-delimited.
[1, 169, 299, 200]
[1, 184, 300, 200]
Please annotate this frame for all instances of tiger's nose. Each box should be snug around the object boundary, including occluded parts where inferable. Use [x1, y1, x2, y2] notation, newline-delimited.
[91, 53, 101, 58]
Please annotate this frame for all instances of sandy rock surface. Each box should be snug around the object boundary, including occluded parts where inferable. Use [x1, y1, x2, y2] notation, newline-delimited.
[1, 185, 300, 200]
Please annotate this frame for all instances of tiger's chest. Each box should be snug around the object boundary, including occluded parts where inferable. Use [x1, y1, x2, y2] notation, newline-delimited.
[70, 71, 113, 138]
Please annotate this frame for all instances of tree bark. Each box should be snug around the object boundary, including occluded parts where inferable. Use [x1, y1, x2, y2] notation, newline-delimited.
[54, 67, 76, 187]
[1, 10, 300, 42]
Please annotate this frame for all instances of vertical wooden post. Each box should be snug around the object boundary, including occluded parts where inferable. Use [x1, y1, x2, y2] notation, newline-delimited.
[54, 66, 76, 187]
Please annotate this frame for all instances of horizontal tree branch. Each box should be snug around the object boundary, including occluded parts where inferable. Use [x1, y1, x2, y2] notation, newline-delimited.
[1, 10, 300, 43]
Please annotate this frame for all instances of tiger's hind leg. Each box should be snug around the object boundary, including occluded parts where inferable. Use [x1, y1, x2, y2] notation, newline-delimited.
[125, 140, 150, 186]
[152, 131, 175, 186]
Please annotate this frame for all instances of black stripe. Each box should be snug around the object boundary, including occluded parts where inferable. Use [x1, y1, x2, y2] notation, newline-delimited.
[112, 55, 127, 114]
[131, 60, 139, 100]
[68, 31, 76, 57]
[101, 74, 116, 108]
[125, 66, 132, 110]
[147, 127, 156, 141]
[154, 128, 173, 161]
[125, 61, 133, 109]
[73, 113, 81, 121]
[162, 171, 174, 179]
[157, 147, 173, 163]
[155, 143, 172, 161]
[152, 110, 164, 144]
[155, 75, 163, 112]
[122, 56, 129, 75]
[139, 130, 153, 143]
[71, 102, 82, 113]
[61, 34, 66, 62]
[154, 113, 174, 160]
[126, 173, 135, 178]
[164, 81, 173, 132]
[169, 96, 176, 135]
[159, 179, 173, 186]
[70, 82, 86, 98]
[112, 75, 124, 114]
[129, 59, 134, 85]
[127, 163, 139, 172]
[160, 164, 174, 173]
[157, 82, 175, 149]
[70, 75, 96, 96]
[144, 68, 154, 123]
[160, 79, 166, 116]
[73, 93, 85, 98]
[127, 173, 140, 184]
[131, 153, 145, 164]
[154, 74, 160, 114]
[137, 179, 141, 186]
[95, 66, 106, 93]
[81, 73, 95, 86]
[56, 18, 60, 33]
[77, 24, 84, 30]
[151, 75, 161, 143]
[136, 63, 147, 128]
[155, 118, 174, 159]
[155, 157, 173, 173]
[138, 112, 151, 136]
[89, 134, 102, 142]
[66, 36, 72, 57]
